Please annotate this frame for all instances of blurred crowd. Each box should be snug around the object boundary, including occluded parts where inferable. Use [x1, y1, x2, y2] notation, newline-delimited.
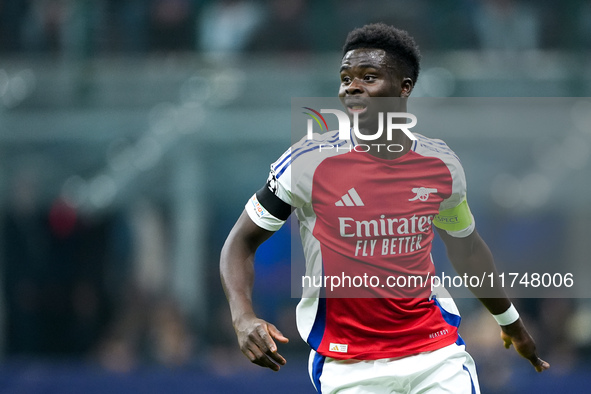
[1, 170, 298, 372]
[0, 0, 590, 58]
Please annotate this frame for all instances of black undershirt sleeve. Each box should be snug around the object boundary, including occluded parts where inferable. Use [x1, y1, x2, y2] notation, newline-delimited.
[255, 184, 292, 221]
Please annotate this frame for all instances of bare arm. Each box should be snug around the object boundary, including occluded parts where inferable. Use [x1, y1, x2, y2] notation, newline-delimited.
[220, 210, 289, 371]
[436, 227, 550, 372]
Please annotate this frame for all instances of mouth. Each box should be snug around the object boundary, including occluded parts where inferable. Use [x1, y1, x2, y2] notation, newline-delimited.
[344, 100, 369, 115]
[347, 104, 367, 113]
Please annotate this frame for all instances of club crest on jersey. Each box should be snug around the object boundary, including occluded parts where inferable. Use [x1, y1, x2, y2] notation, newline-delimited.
[409, 187, 438, 202]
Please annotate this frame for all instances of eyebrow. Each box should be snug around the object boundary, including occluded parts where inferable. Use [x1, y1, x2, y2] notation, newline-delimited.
[339, 63, 380, 72]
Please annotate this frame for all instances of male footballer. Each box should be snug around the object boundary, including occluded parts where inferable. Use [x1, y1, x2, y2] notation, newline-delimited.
[220, 23, 549, 393]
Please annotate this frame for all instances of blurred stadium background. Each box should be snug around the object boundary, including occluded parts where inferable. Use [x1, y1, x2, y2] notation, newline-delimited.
[0, 0, 590, 392]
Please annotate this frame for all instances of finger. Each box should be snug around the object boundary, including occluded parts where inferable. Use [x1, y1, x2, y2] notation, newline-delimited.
[268, 349, 287, 366]
[500, 333, 512, 349]
[243, 349, 256, 362]
[529, 356, 550, 372]
[249, 345, 281, 371]
[241, 342, 267, 364]
[254, 355, 280, 371]
[269, 324, 289, 344]
[261, 325, 287, 365]
[249, 327, 285, 367]
[536, 360, 550, 372]
[256, 324, 277, 353]
[243, 345, 274, 368]
[242, 328, 277, 368]
[244, 324, 271, 355]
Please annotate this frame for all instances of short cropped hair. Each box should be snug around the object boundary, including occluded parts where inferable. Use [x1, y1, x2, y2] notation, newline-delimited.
[342, 23, 421, 84]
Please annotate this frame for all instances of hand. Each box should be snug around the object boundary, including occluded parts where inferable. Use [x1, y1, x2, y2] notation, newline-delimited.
[234, 314, 289, 371]
[500, 318, 550, 372]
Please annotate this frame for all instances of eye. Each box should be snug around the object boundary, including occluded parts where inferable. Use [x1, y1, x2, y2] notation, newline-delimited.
[364, 74, 377, 81]
[341, 75, 351, 84]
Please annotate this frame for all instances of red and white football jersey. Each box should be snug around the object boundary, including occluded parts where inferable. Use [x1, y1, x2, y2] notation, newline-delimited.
[245, 130, 475, 360]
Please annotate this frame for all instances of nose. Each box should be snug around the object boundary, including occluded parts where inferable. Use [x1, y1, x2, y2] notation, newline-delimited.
[345, 78, 364, 95]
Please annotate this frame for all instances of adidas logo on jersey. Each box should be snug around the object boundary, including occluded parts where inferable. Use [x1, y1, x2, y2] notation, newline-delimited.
[335, 188, 364, 207]
[409, 187, 438, 202]
[329, 343, 348, 353]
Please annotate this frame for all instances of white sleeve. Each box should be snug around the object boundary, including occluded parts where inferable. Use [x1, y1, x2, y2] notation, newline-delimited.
[245, 193, 286, 232]
[244, 148, 294, 231]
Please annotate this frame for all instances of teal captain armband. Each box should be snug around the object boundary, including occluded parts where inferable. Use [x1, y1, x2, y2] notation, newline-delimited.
[433, 199, 473, 232]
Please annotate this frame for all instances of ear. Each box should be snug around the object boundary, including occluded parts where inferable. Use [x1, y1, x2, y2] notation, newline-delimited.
[400, 77, 414, 98]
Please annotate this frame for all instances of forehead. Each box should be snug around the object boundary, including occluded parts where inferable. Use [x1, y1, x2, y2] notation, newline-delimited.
[340, 48, 393, 70]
